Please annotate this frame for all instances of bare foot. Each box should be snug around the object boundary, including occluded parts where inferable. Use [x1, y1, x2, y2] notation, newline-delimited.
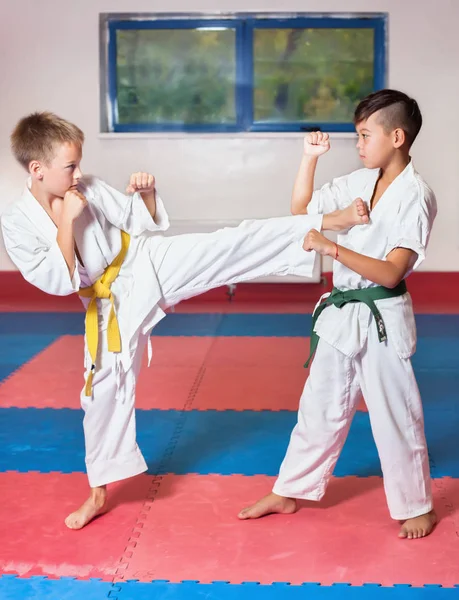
[65, 486, 108, 530]
[324, 198, 370, 231]
[238, 492, 297, 520]
[398, 509, 437, 539]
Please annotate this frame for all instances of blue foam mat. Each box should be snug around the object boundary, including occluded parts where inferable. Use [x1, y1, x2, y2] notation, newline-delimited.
[0, 335, 58, 382]
[0, 575, 111, 600]
[0, 578, 458, 600]
[0, 408, 457, 477]
[0, 408, 181, 474]
[112, 582, 459, 600]
[1, 313, 458, 338]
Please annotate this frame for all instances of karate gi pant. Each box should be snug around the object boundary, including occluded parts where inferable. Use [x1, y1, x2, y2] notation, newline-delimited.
[81, 213, 322, 487]
[272, 322, 433, 520]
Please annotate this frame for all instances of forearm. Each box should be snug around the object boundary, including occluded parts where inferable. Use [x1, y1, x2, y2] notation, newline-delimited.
[56, 218, 76, 277]
[291, 156, 319, 215]
[140, 190, 157, 221]
[334, 245, 406, 288]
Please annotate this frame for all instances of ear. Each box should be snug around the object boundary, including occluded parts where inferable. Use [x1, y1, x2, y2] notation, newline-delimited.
[29, 160, 43, 180]
[393, 128, 406, 149]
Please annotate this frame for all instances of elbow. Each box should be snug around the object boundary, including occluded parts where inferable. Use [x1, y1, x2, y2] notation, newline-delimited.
[291, 205, 307, 216]
[383, 274, 404, 289]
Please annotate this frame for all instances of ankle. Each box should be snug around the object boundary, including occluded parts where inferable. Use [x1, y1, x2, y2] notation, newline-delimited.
[90, 486, 107, 503]
[322, 212, 341, 232]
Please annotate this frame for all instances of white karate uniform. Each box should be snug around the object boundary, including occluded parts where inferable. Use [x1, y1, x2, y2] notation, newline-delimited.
[1, 176, 323, 487]
[272, 161, 437, 520]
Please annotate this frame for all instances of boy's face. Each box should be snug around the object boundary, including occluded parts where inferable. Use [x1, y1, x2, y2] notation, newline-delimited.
[33, 142, 83, 198]
[355, 111, 398, 170]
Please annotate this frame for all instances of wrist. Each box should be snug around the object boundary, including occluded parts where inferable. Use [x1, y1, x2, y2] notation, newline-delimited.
[327, 242, 339, 259]
[302, 154, 319, 164]
[59, 212, 77, 226]
[139, 189, 155, 199]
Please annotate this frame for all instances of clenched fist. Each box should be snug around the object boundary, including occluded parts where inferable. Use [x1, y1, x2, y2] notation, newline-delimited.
[304, 132, 330, 157]
[303, 229, 336, 257]
[63, 189, 87, 222]
[126, 172, 155, 195]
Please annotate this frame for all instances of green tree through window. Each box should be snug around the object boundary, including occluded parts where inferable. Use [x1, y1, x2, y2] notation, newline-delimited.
[105, 15, 386, 132]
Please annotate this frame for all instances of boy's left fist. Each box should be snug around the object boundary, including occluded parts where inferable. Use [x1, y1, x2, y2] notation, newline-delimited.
[126, 172, 155, 195]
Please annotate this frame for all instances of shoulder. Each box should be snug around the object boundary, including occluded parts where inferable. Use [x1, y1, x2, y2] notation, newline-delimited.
[77, 175, 104, 196]
[390, 166, 437, 234]
[1, 188, 31, 231]
[404, 165, 437, 218]
[78, 175, 123, 201]
[413, 170, 436, 210]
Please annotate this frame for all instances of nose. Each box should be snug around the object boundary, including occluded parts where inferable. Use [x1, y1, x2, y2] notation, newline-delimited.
[74, 167, 83, 181]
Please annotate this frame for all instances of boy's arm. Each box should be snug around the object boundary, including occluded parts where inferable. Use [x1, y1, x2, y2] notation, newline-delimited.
[333, 245, 417, 288]
[56, 219, 76, 277]
[291, 133, 330, 215]
[1, 211, 82, 297]
[126, 172, 156, 221]
[303, 229, 416, 288]
[56, 189, 88, 278]
[91, 175, 169, 236]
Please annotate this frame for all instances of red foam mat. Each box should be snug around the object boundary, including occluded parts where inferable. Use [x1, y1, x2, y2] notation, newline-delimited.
[0, 472, 152, 579]
[193, 366, 307, 411]
[0, 336, 212, 410]
[0, 336, 370, 412]
[121, 474, 459, 586]
[1, 473, 457, 585]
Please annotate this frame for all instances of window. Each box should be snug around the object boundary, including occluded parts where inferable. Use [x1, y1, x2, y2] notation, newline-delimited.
[101, 13, 386, 133]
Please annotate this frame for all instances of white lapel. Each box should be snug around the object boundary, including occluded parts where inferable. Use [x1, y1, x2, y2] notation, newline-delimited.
[19, 181, 110, 283]
[360, 169, 380, 208]
[19, 184, 59, 243]
[73, 204, 110, 281]
[370, 161, 413, 222]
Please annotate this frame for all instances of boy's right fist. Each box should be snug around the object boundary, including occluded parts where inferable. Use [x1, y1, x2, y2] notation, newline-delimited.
[63, 189, 87, 222]
[304, 132, 330, 157]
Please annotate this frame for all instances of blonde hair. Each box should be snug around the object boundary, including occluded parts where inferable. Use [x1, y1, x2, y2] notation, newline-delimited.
[11, 111, 84, 170]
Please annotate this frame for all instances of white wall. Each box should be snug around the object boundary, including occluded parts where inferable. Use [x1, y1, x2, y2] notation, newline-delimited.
[1, 0, 458, 271]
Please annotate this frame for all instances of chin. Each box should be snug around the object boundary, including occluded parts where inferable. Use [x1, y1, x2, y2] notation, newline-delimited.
[361, 158, 377, 169]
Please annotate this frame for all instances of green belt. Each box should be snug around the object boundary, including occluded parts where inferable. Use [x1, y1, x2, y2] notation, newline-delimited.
[305, 280, 408, 368]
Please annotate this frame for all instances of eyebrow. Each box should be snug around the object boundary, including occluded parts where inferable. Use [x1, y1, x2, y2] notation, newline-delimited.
[358, 128, 371, 133]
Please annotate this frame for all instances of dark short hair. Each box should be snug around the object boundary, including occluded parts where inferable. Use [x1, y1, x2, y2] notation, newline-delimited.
[354, 89, 422, 146]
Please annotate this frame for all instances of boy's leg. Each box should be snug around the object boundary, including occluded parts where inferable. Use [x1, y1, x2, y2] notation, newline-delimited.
[65, 332, 148, 529]
[152, 199, 371, 306]
[239, 339, 361, 518]
[152, 214, 322, 306]
[356, 323, 435, 539]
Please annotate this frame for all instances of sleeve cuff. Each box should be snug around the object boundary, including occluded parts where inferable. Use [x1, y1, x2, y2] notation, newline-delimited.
[306, 190, 321, 215]
[130, 192, 170, 234]
[151, 193, 170, 231]
[386, 238, 425, 271]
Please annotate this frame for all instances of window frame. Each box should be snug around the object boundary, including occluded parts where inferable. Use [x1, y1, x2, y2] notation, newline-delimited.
[101, 13, 387, 134]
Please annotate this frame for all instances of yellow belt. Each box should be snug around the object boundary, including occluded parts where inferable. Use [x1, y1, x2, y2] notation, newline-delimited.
[78, 230, 130, 396]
